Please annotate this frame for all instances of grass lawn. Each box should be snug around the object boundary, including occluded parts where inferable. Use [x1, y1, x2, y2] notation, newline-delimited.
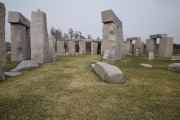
[0, 54, 180, 120]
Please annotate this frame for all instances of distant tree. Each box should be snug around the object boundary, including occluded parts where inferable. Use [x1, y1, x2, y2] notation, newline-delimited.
[50, 26, 55, 35]
[68, 28, 74, 40]
[87, 34, 91, 39]
[74, 31, 79, 39]
[78, 31, 82, 39]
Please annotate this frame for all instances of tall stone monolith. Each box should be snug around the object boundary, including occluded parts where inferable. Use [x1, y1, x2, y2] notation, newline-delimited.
[79, 42, 86, 54]
[101, 9, 123, 61]
[0, 3, 6, 80]
[91, 42, 98, 55]
[57, 41, 65, 55]
[31, 9, 51, 63]
[8, 11, 31, 61]
[48, 34, 56, 61]
[159, 37, 173, 58]
[68, 41, 75, 54]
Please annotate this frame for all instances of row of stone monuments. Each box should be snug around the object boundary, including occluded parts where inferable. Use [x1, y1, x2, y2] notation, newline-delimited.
[0, 2, 174, 81]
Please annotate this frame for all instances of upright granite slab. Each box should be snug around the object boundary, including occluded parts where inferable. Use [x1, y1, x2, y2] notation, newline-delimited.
[48, 34, 56, 61]
[57, 41, 65, 55]
[124, 40, 132, 55]
[101, 9, 123, 61]
[134, 40, 144, 56]
[91, 42, 98, 55]
[0, 3, 6, 80]
[146, 39, 156, 55]
[8, 11, 31, 61]
[94, 62, 123, 84]
[159, 37, 173, 58]
[31, 9, 51, 63]
[79, 42, 86, 54]
[68, 41, 75, 54]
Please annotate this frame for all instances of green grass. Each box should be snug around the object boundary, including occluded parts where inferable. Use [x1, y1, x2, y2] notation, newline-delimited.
[0, 55, 180, 120]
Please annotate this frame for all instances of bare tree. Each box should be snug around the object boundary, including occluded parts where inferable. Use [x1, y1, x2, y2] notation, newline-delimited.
[50, 26, 55, 35]
[74, 31, 79, 39]
[87, 34, 91, 39]
[78, 31, 82, 39]
[68, 28, 74, 40]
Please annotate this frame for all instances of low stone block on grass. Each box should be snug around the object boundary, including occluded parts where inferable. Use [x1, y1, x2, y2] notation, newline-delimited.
[168, 63, 180, 72]
[5, 72, 22, 77]
[11, 60, 39, 72]
[94, 62, 123, 84]
[140, 63, 152, 68]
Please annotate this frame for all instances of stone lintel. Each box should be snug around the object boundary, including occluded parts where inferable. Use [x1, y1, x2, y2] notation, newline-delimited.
[150, 34, 167, 39]
[101, 9, 122, 28]
[8, 11, 30, 28]
[127, 37, 141, 41]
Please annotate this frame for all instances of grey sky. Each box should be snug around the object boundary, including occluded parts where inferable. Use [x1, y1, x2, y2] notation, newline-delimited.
[1, 0, 180, 44]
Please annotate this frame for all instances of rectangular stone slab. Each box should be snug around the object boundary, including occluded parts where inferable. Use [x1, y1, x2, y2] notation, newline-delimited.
[101, 9, 122, 28]
[94, 62, 123, 84]
[8, 11, 30, 27]
[159, 37, 173, 58]
[127, 37, 141, 41]
[0, 2, 6, 80]
[150, 34, 167, 39]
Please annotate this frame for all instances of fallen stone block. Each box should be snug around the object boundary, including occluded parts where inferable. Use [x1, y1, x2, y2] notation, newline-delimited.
[11, 60, 39, 72]
[171, 58, 180, 61]
[168, 63, 180, 72]
[94, 62, 123, 84]
[5, 72, 22, 77]
[140, 63, 152, 68]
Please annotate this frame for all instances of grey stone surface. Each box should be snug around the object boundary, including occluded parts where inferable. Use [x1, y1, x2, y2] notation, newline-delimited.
[118, 27, 124, 59]
[8, 11, 30, 28]
[68, 41, 75, 54]
[140, 63, 152, 68]
[103, 50, 110, 63]
[0, 2, 6, 81]
[91, 42, 98, 55]
[135, 49, 139, 56]
[94, 62, 123, 84]
[91, 64, 95, 69]
[10, 24, 27, 61]
[101, 41, 104, 54]
[146, 39, 156, 55]
[168, 63, 180, 72]
[79, 42, 86, 54]
[31, 10, 51, 63]
[150, 34, 167, 39]
[159, 37, 173, 58]
[101, 9, 122, 28]
[57, 41, 65, 55]
[127, 37, 141, 41]
[48, 34, 56, 61]
[103, 23, 119, 61]
[11, 60, 39, 72]
[148, 52, 154, 60]
[124, 40, 132, 55]
[5, 72, 22, 77]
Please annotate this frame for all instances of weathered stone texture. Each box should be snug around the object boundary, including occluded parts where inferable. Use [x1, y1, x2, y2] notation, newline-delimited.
[148, 52, 154, 60]
[150, 34, 167, 39]
[11, 24, 26, 61]
[9, 12, 31, 61]
[118, 27, 124, 59]
[68, 41, 75, 54]
[48, 34, 56, 61]
[0, 2, 6, 80]
[146, 39, 156, 55]
[124, 40, 132, 55]
[134, 40, 144, 56]
[57, 41, 65, 55]
[127, 37, 141, 41]
[168, 63, 180, 72]
[101, 9, 122, 28]
[8, 11, 30, 27]
[31, 10, 50, 63]
[91, 42, 98, 55]
[103, 23, 119, 61]
[94, 62, 123, 84]
[159, 37, 173, 58]
[79, 42, 86, 54]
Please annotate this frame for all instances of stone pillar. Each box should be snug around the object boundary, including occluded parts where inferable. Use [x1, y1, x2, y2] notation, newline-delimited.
[79, 42, 86, 54]
[48, 34, 56, 61]
[57, 41, 65, 55]
[159, 37, 173, 58]
[31, 9, 51, 63]
[11, 24, 26, 61]
[0, 3, 6, 80]
[148, 52, 154, 60]
[8, 11, 31, 61]
[101, 41, 104, 54]
[68, 41, 75, 54]
[103, 23, 119, 61]
[124, 40, 132, 55]
[101, 9, 123, 62]
[134, 40, 144, 56]
[146, 39, 156, 55]
[91, 42, 98, 55]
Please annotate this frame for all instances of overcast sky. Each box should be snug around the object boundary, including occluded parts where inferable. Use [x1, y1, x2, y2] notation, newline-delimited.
[1, 0, 180, 44]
